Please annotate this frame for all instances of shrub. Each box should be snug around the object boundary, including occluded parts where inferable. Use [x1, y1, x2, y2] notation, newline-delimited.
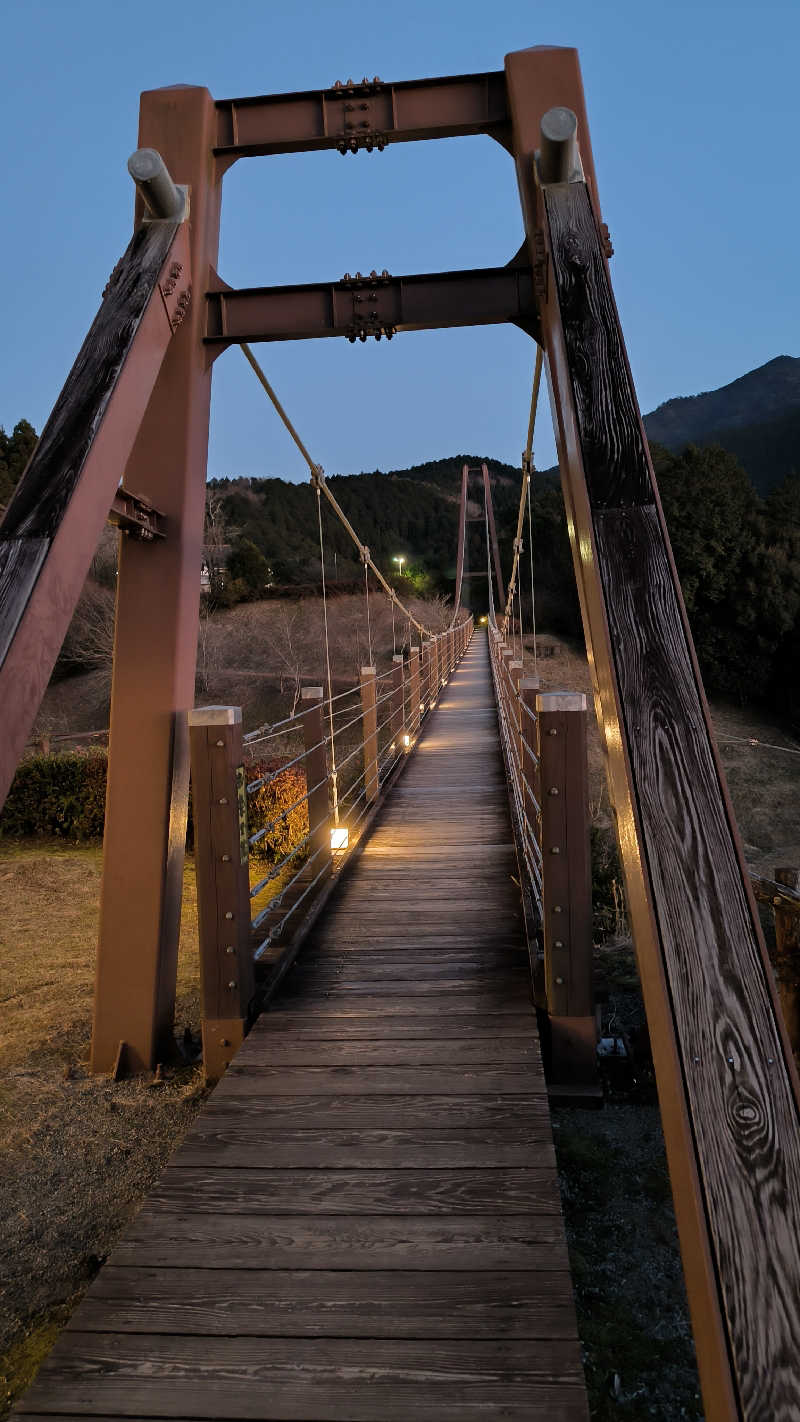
[0, 750, 107, 841]
[246, 759, 310, 863]
[0, 749, 312, 866]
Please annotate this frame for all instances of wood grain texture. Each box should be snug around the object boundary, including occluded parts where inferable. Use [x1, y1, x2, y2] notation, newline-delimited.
[595, 506, 800, 1417]
[18, 1336, 587, 1420]
[217, 1065, 546, 1096]
[545, 182, 651, 508]
[77, 1267, 578, 1338]
[2, 222, 180, 542]
[0, 221, 179, 669]
[110, 1212, 570, 1271]
[17, 637, 585, 1421]
[544, 176, 800, 1418]
[146, 1166, 561, 1215]
[173, 1125, 556, 1169]
[228, 1036, 539, 1065]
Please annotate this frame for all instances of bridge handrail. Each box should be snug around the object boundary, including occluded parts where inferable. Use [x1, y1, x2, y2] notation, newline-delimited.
[189, 616, 473, 1079]
[486, 619, 596, 1090]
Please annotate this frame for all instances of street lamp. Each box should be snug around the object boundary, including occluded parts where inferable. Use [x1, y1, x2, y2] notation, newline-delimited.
[393, 555, 406, 575]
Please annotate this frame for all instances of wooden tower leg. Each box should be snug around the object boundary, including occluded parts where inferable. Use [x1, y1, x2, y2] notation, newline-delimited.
[91, 86, 223, 1074]
[506, 43, 800, 1420]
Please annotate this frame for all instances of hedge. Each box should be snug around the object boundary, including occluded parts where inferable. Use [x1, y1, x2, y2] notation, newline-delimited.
[0, 749, 310, 865]
[0, 750, 107, 840]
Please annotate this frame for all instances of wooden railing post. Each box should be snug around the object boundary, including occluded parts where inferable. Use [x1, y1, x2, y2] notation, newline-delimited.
[360, 665, 378, 806]
[432, 636, 441, 700]
[391, 654, 405, 748]
[536, 690, 596, 1089]
[188, 705, 255, 1084]
[301, 687, 332, 879]
[774, 866, 800, 1053]
[409, 646, 421, 736]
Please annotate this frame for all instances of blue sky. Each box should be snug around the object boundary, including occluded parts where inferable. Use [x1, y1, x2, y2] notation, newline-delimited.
[1, 0, 798, 482]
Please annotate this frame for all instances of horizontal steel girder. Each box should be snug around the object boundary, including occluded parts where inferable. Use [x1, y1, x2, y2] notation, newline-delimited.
[205, 265, 538, 351]
[214, 72, 510, 158]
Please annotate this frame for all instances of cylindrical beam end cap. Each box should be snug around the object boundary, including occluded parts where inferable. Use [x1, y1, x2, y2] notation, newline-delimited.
[127, 147, 186, 220]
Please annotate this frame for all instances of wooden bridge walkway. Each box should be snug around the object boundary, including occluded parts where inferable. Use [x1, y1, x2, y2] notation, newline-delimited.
[18, 633, 589, 1421]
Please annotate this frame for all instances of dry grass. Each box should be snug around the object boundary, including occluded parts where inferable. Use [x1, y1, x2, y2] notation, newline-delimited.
[0, 842, 206, 1413]
[517, 631, 800, 874]
[0, 844, 200, 1099]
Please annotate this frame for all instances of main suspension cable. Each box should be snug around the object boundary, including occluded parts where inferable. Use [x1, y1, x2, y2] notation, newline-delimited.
[240, 341, 432, 640]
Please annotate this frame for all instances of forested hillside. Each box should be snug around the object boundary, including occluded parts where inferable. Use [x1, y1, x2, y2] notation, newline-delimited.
[3, 359, 800, 721]
[643, 355, 800, 493]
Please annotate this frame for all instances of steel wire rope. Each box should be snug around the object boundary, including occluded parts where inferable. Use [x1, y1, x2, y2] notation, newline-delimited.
[499, 347, 543, 668]
[239, 342, 431, 640]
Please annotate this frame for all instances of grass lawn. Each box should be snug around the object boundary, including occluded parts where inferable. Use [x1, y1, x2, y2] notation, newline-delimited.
[0, 841, 205, 1415]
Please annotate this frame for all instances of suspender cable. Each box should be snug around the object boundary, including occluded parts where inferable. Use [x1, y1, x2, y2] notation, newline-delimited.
[526, 463, 538, 680]
[315, 482, 339, 827]
[240, 342, 431, 640]
[499, 346, 544, 655]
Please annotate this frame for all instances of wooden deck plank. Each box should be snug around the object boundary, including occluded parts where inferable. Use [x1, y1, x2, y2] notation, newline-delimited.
[109, 1214, 570, 1271]
[226, 1037, 540, 1065]
[172, 1127, 557, 1170]
[74, 1268, 579, 1338]
[18, 1337, 587, 1422]
[144, 1166, 562, 1215]
[16, 635, 587, 1422]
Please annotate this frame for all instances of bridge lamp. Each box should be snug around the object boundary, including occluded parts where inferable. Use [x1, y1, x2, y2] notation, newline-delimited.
[403, 733, 411, 749]
[393, 555, 406, 574]
[330, 825, 349, 852]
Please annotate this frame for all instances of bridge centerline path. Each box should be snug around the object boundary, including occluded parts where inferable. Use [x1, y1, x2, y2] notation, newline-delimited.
[17, 631, 589, 1422]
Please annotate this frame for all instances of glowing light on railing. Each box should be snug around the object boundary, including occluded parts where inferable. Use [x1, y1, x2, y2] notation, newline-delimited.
[480, 615, 488, 624]
[419, 702, 425, 713]
[330, 826, 349, 852]
[403, 733, 411, 749]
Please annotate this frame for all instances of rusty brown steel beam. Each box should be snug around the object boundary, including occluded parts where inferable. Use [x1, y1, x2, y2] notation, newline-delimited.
[92, 85, 222, 1079]
[214, 72, 510, 160]
[205, 264, 538, 351]
[108, 486, 166, 541]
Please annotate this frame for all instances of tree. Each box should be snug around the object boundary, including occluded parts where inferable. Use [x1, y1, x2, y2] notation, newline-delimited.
[0, 419, 38, 508]
[227, 537, 271, 602]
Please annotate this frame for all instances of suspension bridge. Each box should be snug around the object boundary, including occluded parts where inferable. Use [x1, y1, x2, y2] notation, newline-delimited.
[4, 43, 800, 1422]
